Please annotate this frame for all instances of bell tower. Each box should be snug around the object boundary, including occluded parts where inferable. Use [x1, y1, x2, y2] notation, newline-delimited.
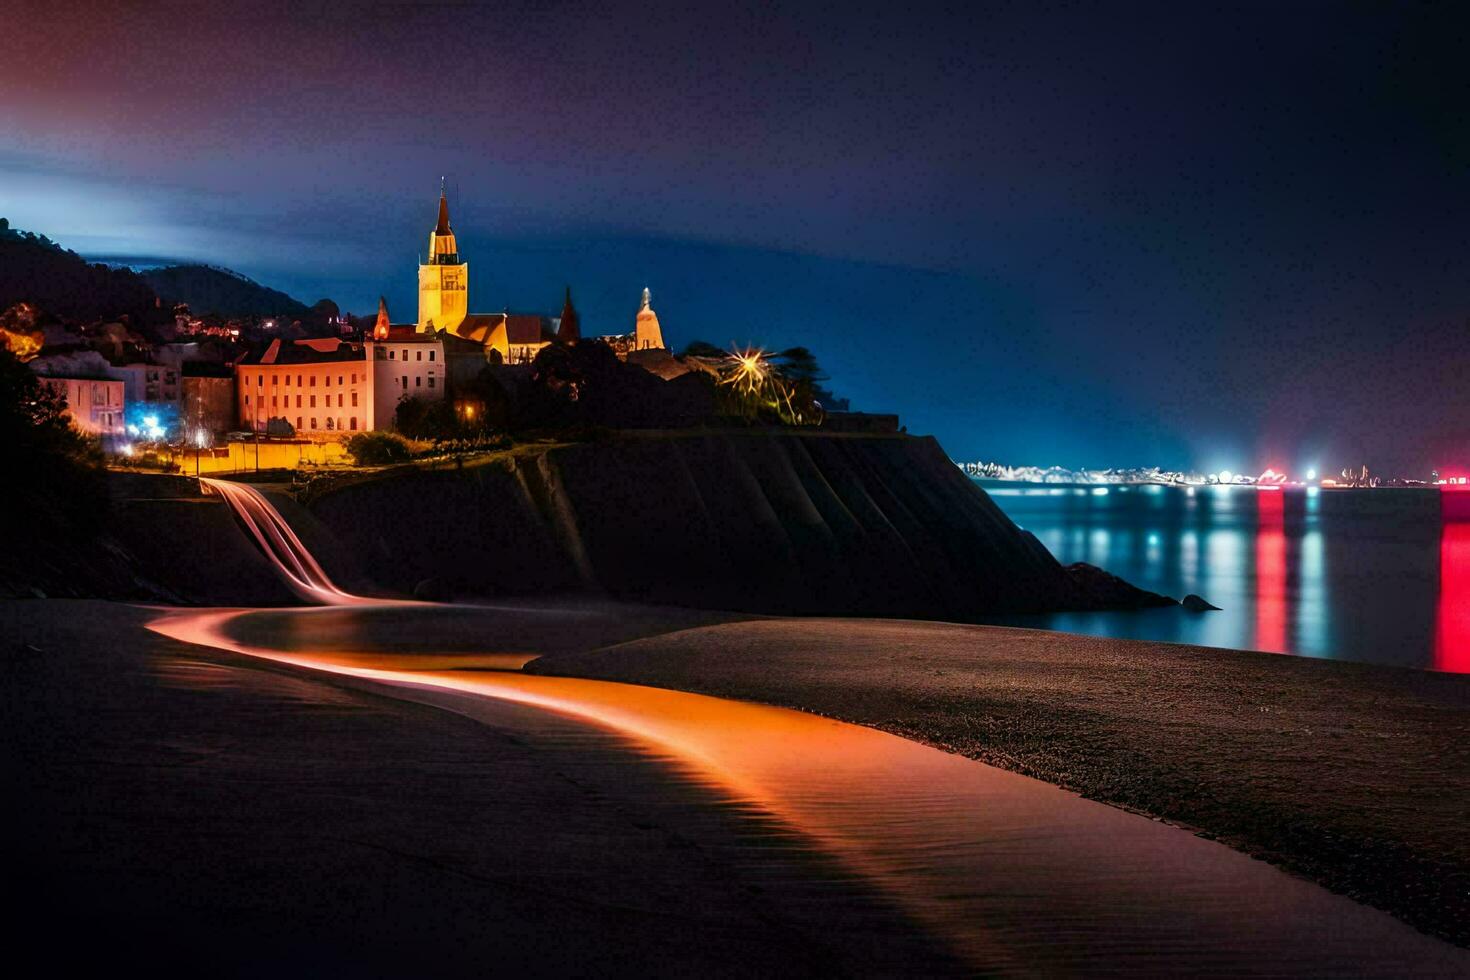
[417, 180, 468, 332]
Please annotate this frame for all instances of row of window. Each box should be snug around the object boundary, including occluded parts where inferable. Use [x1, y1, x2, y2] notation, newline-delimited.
[398, 375, 436, 389]
[245, 392, 359, 409]
[379, 348, 435, 361]
[251, 372, 360, 388]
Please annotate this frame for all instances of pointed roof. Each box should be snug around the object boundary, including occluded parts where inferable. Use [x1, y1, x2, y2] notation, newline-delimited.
[373, 296, 391, 340]
[557, 285, 581, 343]
[435, 183, 452, 235]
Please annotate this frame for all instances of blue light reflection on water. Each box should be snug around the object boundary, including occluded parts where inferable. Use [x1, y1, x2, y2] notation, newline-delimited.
[979, 481, 1460, 672]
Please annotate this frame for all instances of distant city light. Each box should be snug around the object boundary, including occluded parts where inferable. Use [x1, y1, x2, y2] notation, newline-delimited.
[1306, 468, 1317, 481]
[1217, 470, 1233, 484]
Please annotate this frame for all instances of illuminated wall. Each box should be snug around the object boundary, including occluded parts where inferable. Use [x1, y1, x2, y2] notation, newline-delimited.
[38, 376, 126, 438]
[238, 360, 370, 435]
[417, 258, 468, 332]
[366, 336, 446, 430]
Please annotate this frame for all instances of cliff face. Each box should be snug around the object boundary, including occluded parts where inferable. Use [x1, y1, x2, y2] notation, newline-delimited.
[0, 473, 295, 604]
[309, 432, 1167, 617]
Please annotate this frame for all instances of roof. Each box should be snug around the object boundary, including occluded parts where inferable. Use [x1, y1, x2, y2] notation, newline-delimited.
[435, 191, 451, 235]
[557, 287, 580, 343]
[506, 314, 550, 345]
[181, 362, 234, 378]
[373, 323, 440, 343]
[451, 313, 503, 344]
[239, 338, 365, 365]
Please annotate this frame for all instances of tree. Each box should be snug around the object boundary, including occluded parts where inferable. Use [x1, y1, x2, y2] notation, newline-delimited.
[395, 394, 459, 441]
[0, 346, 106, 560]
[344, 431, 411, 465]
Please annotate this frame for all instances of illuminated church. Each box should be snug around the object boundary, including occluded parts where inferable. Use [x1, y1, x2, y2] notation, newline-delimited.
[414, 185, 667, 364]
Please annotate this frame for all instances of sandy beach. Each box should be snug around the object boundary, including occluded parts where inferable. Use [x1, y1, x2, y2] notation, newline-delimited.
[6, 597, 1468, 973]
[3, 600, 960, 976]
[534, 616, 1470, 949]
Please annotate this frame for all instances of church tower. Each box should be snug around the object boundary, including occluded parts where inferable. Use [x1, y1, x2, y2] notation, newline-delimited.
[417, 182, 468, 332]
[634, 286, 665, 350]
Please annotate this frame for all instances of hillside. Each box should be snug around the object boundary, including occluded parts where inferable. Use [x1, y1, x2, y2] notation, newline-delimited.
[141, 264, 309, 318]
[0, 219, 157, 323]
[307, 431, 1169, 616]
[2, 433, 1170, 615]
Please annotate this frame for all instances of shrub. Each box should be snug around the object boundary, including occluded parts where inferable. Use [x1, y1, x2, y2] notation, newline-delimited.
[344, 431, 411, 465]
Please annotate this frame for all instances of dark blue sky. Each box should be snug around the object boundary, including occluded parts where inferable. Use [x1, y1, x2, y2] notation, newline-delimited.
[2, 1, 1466, 474]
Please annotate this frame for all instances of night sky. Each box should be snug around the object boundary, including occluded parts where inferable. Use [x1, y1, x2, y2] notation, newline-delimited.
[3, 1, 1467, 475]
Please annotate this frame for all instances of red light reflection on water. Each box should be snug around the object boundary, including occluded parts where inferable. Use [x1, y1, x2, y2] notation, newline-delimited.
[1435, 492, 1470, 672]
[1254, 489, 1287, 654]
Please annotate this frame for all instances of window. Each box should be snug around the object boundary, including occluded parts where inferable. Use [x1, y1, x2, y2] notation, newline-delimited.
[272, 395, 278, 407]
[337, 394, 343, 407]
[285, 375, 291, 387]
[296, 374, 302, 387]
[296, 416, 302, 429]
[415, 376, 422, 387]
[351, 392, 358, 407]
[350, 417, 357, 430]
[389, 349, 396, 360]
[311, 417, 317, 429]
[245, 394, 251, 406]
[310, 395, 316, 408]
[296, 395, 302, 408]
[427, 376, 435, 388]
[338, 376, 344, 386]
[401, 376, 408, 389]
[310, 375, 317, 387]
[428, 350, 435, 362]
[416, 350, 422, 361]
[255, 374, 262, 387]
[402, 349, 409, 360]
[272, 375, 278, 386]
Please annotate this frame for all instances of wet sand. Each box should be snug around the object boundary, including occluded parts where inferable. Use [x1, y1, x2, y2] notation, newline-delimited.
[535, 616, 1470, 950]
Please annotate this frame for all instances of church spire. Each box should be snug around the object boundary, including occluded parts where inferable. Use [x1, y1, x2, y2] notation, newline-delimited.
[373, 296, 391, 340]
[557, 285, 581, 343]
[435, 177, 452, 235]
[427, 180, 459, 265]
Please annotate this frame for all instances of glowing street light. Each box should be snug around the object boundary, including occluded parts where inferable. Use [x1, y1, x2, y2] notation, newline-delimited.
[722, 345, 770, 395]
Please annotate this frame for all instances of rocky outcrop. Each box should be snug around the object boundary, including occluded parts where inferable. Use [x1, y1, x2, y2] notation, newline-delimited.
[309, 432, 1172, 617]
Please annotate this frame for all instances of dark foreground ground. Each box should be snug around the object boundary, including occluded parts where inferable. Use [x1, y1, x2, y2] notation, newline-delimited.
[1, 601, 962, 977]
[533, 618, 1470, 949]
[6, 597, 1468, 970]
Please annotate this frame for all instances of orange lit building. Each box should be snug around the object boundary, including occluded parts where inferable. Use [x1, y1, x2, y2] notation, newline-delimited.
[236, 319, 444, 435]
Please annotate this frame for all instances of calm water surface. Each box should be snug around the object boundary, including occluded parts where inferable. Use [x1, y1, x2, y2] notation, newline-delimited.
[979, 482, 1470, 673]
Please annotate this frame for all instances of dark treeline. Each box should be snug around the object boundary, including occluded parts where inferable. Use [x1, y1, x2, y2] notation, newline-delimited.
[0, 219, 158, 324]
